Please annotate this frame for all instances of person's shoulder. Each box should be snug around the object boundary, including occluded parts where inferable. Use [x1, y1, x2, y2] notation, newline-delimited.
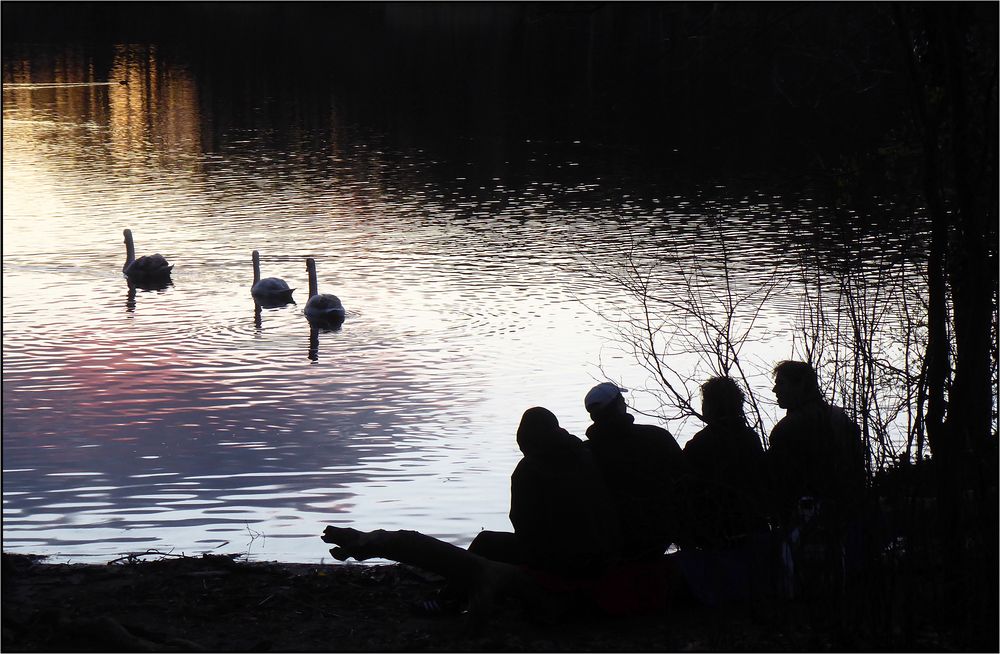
[828, 404, 857, 426]
[771, 404, 823, 432]
[683, 425, 714, 451]
[631, 421, 673, 438]
[828, 404, 862, 439]
[565, 434, 597, 461]
[558, 430, 586, 448]
[585, 421, 612, 443]
[631, 422, 682, 455]
[738, 426, 765, 453]
[510, 457, 532, 482]
[768, 414, 796, 446]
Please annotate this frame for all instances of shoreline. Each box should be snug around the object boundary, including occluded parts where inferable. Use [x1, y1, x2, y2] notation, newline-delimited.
[0, 551, 825, 652]
[4, 550, 991, 652]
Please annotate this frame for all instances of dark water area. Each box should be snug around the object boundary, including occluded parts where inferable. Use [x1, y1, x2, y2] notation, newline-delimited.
[3, 2, 918, 185]
[2, 2, 938, 564]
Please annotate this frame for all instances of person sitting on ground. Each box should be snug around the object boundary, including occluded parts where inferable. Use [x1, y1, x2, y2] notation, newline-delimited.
[583, 382, 687, 561]
[677, 376, 768, 550]
[766, 360, 867, 529]
[466, 406, 622, 578]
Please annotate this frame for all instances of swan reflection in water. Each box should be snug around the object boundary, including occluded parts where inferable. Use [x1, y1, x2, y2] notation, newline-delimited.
[307, 314, 345, 362]
[250, 298, 342, 362]
[253, 296, 298, 330]
[252, 296, 299, 332]
[125, 278, 173, 315]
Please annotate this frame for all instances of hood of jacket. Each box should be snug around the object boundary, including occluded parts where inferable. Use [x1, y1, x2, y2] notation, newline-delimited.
[517, 407, 583, 461]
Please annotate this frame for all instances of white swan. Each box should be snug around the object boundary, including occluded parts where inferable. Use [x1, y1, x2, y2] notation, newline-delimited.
[304, 257, 345, 322]
[251, 250, 295, 302]
[122, 228, 172, 282]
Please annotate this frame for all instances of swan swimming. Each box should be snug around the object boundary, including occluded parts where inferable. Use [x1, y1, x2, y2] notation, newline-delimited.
[251, 250, 295, 303]
[304, 257, 345, 322]
[122, 228, 172, 282]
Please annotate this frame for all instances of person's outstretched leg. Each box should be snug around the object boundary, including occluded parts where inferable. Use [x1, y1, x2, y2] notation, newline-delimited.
[321, 526, 548, 621]
[323, 526, 484, 580]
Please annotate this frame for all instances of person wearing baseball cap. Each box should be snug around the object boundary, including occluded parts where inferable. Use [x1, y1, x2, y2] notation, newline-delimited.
[583, 381, 687, 562]
[584, 382, 629, 419]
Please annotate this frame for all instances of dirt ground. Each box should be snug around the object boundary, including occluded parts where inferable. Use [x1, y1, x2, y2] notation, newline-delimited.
[0, 550, 987, 652]
[0, 551, 807, 652]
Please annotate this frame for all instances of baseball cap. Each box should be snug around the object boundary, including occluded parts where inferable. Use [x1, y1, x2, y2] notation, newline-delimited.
[584, 382, 627, 413]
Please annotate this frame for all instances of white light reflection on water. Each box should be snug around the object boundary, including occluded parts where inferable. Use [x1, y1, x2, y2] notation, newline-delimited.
[2, 44, 922, 564]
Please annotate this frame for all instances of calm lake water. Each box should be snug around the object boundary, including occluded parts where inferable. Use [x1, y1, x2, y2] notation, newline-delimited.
[2, 43, 924, 563]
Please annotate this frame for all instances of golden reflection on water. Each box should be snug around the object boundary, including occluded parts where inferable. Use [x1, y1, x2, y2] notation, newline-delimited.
[3, 44, 202, 169]
[107, 45, 202, 166]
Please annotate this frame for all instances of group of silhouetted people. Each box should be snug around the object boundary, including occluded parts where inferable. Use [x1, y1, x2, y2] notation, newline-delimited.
[322, 360, 868, 620]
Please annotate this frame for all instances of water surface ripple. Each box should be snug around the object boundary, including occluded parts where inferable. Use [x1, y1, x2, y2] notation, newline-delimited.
[2, 47, 924, 563]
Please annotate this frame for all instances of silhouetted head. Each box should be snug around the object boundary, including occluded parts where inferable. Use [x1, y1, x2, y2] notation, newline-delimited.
[700, 376, 747, 426]
[516, 406, 570, 459]
[772, 360, 822, 410]
[584, 382, 628, 422]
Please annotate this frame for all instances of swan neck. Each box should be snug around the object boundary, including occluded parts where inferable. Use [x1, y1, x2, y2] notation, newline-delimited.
[124, 231, 135, 269]
[307, 261, 318, 299]
[252, 252, 261, 284]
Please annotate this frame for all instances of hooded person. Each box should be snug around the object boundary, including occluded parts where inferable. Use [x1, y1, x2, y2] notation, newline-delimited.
[468, 407, 621, 578]
[506, 406, 622, 577]
[583, 382, 687, 561]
